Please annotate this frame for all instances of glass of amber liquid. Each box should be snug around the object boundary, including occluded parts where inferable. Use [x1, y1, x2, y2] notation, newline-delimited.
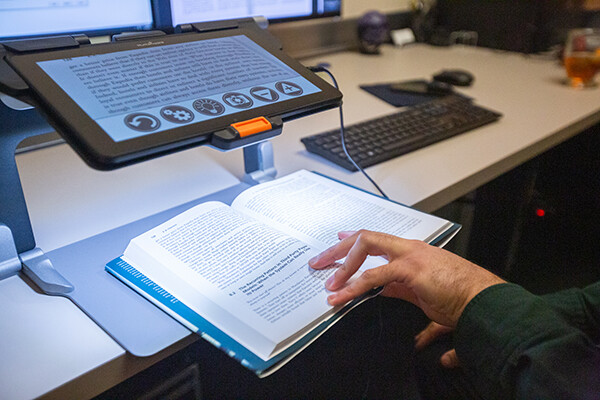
[564, 28, 600, 88]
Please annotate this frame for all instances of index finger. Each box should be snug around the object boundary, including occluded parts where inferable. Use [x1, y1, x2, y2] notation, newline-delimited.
[308, 232, 360, 269]
[326, 230, 392, 291]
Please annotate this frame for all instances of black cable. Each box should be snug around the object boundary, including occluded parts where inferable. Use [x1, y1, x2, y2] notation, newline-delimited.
[308, 65, 389, 199]
[310, 68, 387, 400]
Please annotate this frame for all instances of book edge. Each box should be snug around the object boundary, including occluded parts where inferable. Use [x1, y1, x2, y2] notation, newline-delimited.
[105, 257, 382, 378]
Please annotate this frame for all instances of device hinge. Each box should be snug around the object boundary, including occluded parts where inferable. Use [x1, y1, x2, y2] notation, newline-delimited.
[111, 30, 167, 42]
[19, 247, 74, 295]
[0, 223, 21, 280]
[178, 16, 269, 34]
[1, 35, 88, 53]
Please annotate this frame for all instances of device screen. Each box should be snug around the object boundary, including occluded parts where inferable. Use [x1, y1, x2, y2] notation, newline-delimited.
[35, 35, 321, 142]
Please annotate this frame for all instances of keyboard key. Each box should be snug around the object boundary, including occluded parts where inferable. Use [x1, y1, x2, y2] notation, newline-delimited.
[301, 96, 502, 171]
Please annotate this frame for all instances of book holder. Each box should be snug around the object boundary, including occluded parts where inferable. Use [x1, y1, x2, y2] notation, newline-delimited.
[0, 21, 301, 355]
[0, 98, 280, 355]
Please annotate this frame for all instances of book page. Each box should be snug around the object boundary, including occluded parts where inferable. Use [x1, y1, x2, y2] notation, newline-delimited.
[232, 170, 452, 250]
[124, 201, 335, 359]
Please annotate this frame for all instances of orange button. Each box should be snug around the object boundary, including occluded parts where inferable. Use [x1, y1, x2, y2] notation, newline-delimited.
[231, 117, 272, 138]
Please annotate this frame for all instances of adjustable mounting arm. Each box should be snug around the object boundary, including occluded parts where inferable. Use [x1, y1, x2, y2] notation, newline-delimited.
[0, 101, 73, 294]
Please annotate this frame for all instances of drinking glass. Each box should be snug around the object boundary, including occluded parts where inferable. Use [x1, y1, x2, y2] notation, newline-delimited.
[564, 28, 600, 88]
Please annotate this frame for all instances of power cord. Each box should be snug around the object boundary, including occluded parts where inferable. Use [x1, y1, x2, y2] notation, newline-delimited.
[308, 65, 389, 199]
[309, 66, 387, 400]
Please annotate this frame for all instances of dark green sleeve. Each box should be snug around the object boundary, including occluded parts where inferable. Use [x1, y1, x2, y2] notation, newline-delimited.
[454, 283, 600, 400]
[541, 281, 600, 342]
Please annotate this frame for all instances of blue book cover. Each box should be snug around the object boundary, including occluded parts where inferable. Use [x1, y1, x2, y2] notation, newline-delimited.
[106, 256, 381, 377]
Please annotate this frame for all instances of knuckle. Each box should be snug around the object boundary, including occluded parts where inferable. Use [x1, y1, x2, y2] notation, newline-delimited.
[355, 230, 382, 251]
[339, 261, 352, 273]
[343, 283, 359, 297]
[401, 240, 428, 264]
[355, 229, 373, 243]
[406, 238, 426, 252]
[359, 268, 378, 283]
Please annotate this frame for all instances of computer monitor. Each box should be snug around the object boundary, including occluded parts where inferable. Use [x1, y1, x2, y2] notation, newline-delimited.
[154, 0, 341, 29]
[0, 0, 154, 40]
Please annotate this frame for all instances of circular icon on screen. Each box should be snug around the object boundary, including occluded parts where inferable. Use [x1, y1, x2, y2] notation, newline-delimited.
[160, 105, 195, 124]
[222, 92, 254, 109]
[275, 81, 303, 96]
[193, 98, 226, 116]
[124, 113, 161, 132]
[249, 86, 279, 103]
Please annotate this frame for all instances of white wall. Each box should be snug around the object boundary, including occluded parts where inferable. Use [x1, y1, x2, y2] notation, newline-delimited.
[342, 0, 412, 18]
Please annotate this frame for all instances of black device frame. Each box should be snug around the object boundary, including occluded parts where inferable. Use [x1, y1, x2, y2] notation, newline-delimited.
[2, 21, 342, 170]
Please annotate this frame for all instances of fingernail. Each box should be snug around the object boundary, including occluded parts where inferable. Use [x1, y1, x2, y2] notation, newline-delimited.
[327, 293, 337, 304]
[308, 256, 318, 266]
[325, 275, 335, 288]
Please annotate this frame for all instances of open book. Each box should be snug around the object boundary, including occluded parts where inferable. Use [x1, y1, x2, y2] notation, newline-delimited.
[106, 170, 459, 377]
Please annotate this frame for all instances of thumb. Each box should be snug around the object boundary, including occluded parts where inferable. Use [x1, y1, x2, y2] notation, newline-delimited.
[440, 349, 460, 368]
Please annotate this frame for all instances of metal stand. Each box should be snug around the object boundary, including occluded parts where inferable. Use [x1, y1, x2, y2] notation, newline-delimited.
[242, 141, 277, 184]
[0, 100, 278, 355]
[0, 224, 20, 280]
[0, 102, 73, 294]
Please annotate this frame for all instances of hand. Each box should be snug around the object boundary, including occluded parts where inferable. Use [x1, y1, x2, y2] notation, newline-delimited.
[309, 230, 505, 327]
[415, 322, 460, 368]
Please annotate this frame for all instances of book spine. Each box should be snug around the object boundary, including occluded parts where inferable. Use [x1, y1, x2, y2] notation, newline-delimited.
[105, 258, 266, 375]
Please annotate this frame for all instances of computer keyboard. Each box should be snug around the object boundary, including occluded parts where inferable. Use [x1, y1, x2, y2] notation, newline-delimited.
[301, 96, 502, 171]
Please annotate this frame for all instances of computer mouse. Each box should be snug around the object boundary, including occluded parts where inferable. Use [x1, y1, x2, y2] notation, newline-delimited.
[433, 69, 474, 87]
[426, 80, 454, 94]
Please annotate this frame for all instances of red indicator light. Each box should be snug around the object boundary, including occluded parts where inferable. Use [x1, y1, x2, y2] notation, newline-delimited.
[535, 208, 546, 217]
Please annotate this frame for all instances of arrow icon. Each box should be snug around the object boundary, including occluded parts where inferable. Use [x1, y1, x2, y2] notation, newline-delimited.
[250, 86, 279, 102]
[124, 113, 161, 132]
[256, 89, 273, 100]
[131, 115, 158, 128]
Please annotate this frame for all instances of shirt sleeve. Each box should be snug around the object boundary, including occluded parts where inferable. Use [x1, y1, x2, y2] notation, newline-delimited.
[454, 283, 600, 400]
[541, 281, 600, 342]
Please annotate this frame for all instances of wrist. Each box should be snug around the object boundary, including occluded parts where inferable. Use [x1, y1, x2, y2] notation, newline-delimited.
[452, 273, 506, 326]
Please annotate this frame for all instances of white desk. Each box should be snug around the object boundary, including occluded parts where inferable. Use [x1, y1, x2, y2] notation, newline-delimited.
[3, 44, 600, 399]
[268, 45, 600, 212]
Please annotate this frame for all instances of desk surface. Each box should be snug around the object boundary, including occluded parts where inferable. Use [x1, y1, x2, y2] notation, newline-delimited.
[4, 44, 600, 399]
[272, 45, 600, 212]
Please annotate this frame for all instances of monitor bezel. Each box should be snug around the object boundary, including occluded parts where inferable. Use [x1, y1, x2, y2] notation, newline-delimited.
[7, 27, 342, 170]
[0, 1, 155, 41]
[151, 0, 341, 32]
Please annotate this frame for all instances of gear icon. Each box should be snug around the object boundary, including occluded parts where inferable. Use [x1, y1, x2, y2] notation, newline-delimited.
[160, 106, 195, 124]
[173, 110, 191, 121]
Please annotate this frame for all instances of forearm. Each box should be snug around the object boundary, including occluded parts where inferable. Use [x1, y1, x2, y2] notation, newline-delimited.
[455, 283, 600, 400]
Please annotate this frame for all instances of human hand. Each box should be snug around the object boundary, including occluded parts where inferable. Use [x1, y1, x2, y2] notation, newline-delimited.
[415, 322, 460, 368]
[308, 230, 505, 327]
